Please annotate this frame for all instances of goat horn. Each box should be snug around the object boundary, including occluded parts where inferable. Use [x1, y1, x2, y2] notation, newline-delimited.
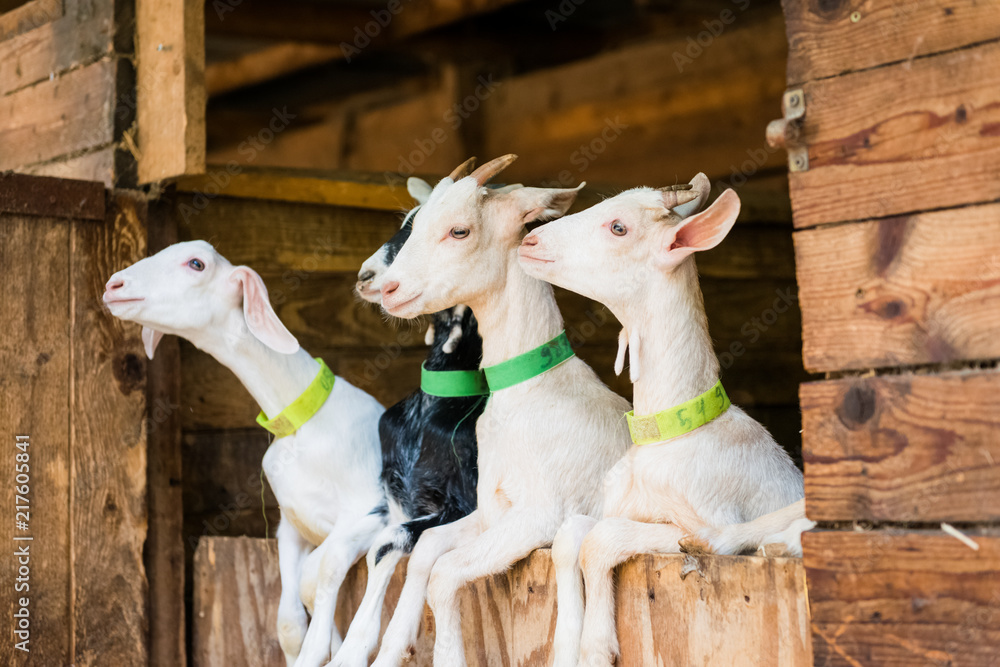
[659, 184, 693, 191]
[470, 154, 518, 186]
[660, 187, 701, 209]
[448, 157, 477, 181]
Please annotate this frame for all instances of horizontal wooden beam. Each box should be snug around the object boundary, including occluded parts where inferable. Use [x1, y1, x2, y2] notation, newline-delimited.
[802, 369, 1000, 523]
[205, 42, 342, 96]
[794, 202, 1000, 372]
[789, 40, 1000, 229]
[783, 0, 1000, 84]
[0, 172, 106, 220]
[805, 529, 1000, 667]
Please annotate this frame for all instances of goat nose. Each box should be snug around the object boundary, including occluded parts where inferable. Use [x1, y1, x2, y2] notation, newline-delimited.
[381, 281, 400, 297]
[106, 277, 125, 291]
[358, 269, 375, 283]
[521, 234, 539, 247]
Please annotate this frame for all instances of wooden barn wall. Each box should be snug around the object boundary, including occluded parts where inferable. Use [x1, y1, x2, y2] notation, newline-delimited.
[781, 0, 1000, 664]
[0, 0, 139, 187]
[0, 173, 149, 666]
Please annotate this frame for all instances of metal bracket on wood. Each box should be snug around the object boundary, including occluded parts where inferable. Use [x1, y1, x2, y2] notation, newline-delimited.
[766, 88, 808, 173]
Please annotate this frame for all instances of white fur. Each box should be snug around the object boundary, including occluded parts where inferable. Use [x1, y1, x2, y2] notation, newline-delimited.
[103, 241, 386, 667]
[519, 175, 808, 664]
[374, 156, 632, 666]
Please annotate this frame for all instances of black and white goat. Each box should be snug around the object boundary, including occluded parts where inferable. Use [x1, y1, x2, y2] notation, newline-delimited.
[334, 172, 486, 667]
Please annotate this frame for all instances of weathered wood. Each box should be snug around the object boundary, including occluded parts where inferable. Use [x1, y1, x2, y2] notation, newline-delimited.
[805, 530, 1000, 667]
[193, 538, 811, 667]
[794, 202, 1000, 372]
[802, 369, 1000, 523]
[20, 146, 117, 188]
[205, 42, 341, 96]
[136, 0, 206, 182]
[0, 213, 72, 665]
[481, 11, 788, 187]
[0, 0, 115, 96]
[69, 191, 149, 665]
[175, 166, 416, 212]
[0, 57, 119, 170]
[182, 429, 278, 524]
[782, 0, 1000, 85]
[0, 172, 106, 220]
[789, 40, 1000, 229]
[0, 0, 62, 42]
[146, 196, 187, 667]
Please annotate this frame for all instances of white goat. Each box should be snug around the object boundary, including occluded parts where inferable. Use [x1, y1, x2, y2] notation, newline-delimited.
[518, 175, 813, 665]
[103, 242, 387, 667]
[373, 155, 632, 667]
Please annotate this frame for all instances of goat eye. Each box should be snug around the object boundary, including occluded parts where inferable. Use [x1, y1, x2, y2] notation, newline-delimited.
[188, 258, 205, 271]
[450, 228, 470, 239]
[610, 220, 627, 236]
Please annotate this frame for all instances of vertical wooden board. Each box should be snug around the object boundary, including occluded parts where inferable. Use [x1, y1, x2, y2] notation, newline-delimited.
[136, 0, 206, 182]
[70, 192, 148, 665]
[802, 370, 1000, 523]
[0, 57, 118, 169]
[0, 216, 72, 666]
[192, 537, 284, 667]
[0, 0, 115, 96]
[510, 549, 557, 666]
[805, 530, 1000, 666]
[782, 0, 1000, 84]
[794, 203, 1000, 372]
[790, 41, 1000, 229]
[460, 573, 513, 667]
[617, 554, 811, 667]
[146, 196, 186, 667]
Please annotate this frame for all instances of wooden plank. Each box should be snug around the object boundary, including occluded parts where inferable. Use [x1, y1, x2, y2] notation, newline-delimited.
[0, 0, 115, 96]
[175, 167, 416, 212]
[20, 146, 117, 189]
[0, 214, 72, 665]
[790, 40, 1000, 229]
[794, 203, 1000, 372]
[182, 429, 278, 521]
[0, 0, 62, 42]
[0, 57, 118, 169]
[69, 191, 149, 665]
[192, 538, 811, 667]
[174, 195, 405, 273]
[0, 171, 105, 220]
[136, 0, 206, 182]
[205, 41, 340, 96]
[146, 196, 187, 667]
[481, 11, 788, 187]
[782, 0, 1000, 84]
[802, 370, 1000, 523]
[805, 530, 1000, 667]
[617, 553, 811, 666]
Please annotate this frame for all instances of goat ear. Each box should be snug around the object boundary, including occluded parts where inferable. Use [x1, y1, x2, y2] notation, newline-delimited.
[670, 173, 712, 218]
[511, 183, 585, 224]
[407, 177, 433, 205]
[229, 266, 300, 354]
[142, 327, 164, 360]
[658, 189, 741, 269]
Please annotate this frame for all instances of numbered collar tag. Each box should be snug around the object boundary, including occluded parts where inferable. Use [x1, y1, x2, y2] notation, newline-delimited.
[483, 330, 575, 391]
[625, 380, 730, 445]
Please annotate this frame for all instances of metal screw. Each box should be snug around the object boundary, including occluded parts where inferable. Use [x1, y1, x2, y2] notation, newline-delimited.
[788, 93, 800, 108]
[850, 11, 861, 22]
[793, 156, 807, 170]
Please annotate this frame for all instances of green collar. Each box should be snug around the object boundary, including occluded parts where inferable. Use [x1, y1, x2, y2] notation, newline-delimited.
[421, 363, 489, 397]
[626, 379, 730, 445]
[256, 358, 335, 438]
[483, 330, 575, 391]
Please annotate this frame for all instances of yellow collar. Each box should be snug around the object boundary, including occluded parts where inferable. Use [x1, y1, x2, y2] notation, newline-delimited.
[626, 380, 730, 445]
[256, 358, 335, 438]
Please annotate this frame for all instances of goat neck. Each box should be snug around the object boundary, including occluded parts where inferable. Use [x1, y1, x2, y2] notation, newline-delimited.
[621, 259, 719, 417]
[466, 249, 564, 369]
[192, 307, 321, 420]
